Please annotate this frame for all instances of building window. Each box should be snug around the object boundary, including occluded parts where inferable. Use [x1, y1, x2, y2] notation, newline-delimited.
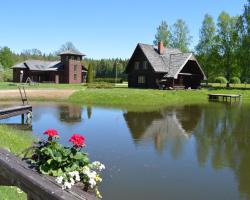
[143, 61, 148, 69]
[77, 56, 80, 61]
[74, 65, 77, 80]
[138, 75, 145, 84]
[134, 62, 139, 70]
[71, 56, 75, 60]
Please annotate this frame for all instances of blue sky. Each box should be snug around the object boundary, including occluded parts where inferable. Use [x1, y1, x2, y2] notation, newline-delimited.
[0, 0, 247, 59]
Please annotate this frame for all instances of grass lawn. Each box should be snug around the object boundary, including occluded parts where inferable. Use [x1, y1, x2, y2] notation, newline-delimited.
[69, 88, 250, 110]
[0, 126, 34, 200]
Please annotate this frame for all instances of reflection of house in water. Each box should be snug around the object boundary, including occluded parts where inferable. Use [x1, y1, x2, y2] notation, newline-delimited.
[59, 105, 82, 123]
[123, 105, 202, 152]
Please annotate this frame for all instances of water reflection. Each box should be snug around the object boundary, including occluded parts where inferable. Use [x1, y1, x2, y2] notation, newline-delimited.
[1, 102, 250, 199]
[124, 105, 202, 153]
[58, 104, 83, 123]
[194, 103, 250, 199]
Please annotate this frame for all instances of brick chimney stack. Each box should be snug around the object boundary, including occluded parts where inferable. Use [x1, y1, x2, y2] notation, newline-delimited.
[158, 41, 165, 55]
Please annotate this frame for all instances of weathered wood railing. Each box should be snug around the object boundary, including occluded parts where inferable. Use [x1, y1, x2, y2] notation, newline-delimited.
[0, 148, 98, 200]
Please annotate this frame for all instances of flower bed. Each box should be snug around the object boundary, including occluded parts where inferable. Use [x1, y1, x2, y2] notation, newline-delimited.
[25, 129, 105, 199]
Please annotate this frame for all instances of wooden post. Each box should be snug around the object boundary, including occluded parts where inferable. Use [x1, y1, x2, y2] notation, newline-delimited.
[21, 114, 25, 124]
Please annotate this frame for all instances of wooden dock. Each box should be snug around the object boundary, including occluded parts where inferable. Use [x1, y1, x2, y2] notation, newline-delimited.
[208, 94, 241, 103]
[0, 105, 32, 120]
[0, 148, 97, 200]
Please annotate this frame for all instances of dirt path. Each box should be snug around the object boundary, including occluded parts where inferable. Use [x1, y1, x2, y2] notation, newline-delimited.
[0, 89, 76, 101]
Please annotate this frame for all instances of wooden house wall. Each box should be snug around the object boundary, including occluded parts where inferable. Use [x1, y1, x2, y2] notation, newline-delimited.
[127, 46, 165, 89]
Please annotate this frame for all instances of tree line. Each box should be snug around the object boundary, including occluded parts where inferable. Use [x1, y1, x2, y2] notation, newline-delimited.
[154, 0, 250, 83]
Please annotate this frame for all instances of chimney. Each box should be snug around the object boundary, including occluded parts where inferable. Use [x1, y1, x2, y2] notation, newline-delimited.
[158, 41, 165, 55]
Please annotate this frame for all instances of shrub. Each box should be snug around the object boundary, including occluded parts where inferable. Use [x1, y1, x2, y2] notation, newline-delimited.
[214, 76, 228, 84]
[87, 82, 114, 89]
[94, 78, 123, 83]
[230, 77, 241, 84]
[86, 63, 94, 83]
[2, 69, 12, 82]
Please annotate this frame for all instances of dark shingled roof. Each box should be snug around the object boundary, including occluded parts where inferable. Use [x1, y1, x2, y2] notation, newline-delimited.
[12, 60, 63, 71]
[59, 49, 85, 56]
[136, 43, 205, 79]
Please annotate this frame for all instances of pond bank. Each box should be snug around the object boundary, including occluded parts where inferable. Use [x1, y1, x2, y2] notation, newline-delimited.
[0, 88, 250, 110]
[68, 88, 250, 109]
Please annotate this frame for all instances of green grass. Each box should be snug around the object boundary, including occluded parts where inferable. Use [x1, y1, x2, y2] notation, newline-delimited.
[69, 88, 250, 111]
[0, 126, 34, 200]
[0, 82, 86, 90]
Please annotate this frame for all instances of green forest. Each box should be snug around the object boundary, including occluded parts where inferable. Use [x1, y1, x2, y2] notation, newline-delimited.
[0, 0, 249, 84]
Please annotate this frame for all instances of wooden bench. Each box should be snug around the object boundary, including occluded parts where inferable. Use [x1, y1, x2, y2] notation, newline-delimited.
[0, 148, 98, 200]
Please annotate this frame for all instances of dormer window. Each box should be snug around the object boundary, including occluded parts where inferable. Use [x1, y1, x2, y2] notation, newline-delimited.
[134, 62, 139, 70]
[143, 61, 148, 70]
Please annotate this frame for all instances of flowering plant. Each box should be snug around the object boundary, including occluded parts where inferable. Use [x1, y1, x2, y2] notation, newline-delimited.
[26, 129, 105, 198]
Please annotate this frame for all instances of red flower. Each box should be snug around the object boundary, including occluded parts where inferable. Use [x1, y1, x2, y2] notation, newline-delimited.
[69, 134, 85, 148]
[44, 129, 58, 137]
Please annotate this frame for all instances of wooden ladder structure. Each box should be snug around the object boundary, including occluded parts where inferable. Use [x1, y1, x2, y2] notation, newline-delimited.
[18, 86, 29, 105]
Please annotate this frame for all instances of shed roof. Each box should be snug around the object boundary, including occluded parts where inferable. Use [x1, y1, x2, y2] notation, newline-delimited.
[130, 43, 206, 79]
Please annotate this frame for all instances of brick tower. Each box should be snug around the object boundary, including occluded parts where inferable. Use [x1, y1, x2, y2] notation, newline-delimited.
[60, 50, 85, 83]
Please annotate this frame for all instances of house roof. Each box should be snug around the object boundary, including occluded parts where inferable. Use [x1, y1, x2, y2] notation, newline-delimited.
[59, 49, 85, 56]
[12, 60, 63, 71]
[131, 43, 206, 79]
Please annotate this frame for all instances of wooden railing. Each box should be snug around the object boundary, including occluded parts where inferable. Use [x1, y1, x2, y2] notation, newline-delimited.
[0, 148, 98, 200]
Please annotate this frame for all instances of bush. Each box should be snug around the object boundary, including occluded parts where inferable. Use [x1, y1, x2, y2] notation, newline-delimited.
[94, 78, 123, 83]
[214, 76, 228, 84]
[87, 82, 114, 89]
[230, 77, 241, 84]
[2, 69, 13, 82]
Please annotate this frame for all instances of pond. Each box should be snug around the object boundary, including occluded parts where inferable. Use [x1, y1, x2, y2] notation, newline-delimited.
[1, 102, 250, 200]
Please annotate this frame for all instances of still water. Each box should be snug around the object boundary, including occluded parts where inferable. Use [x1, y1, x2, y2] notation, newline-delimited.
[1, 102, 250, 200]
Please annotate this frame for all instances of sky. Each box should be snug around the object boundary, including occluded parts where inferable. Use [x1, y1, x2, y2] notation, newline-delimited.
[0, 0, 247, 59]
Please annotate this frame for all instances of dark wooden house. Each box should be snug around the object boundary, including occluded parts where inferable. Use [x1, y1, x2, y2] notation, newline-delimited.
[125, 42, 206, 89]
[12, 50, 87, 84]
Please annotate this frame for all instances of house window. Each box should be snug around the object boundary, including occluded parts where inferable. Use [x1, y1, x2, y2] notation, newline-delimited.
[74, 65, 77, 80]
[71, 56, 75, 60]
[77, 56, 80, 61]
[138, 75, 145, 84]
[134, 62, 139, 70]
[143, 61, 148, 69]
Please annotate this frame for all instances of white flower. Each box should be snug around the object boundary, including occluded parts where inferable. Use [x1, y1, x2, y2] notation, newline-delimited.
[91, 161, 105, 171]
[70, 178, 75, 185]
[64, 181, 72, 189]
[75, 174, 81, 182]
[55, 176, 64, 184]
[89, 178, 96, 188]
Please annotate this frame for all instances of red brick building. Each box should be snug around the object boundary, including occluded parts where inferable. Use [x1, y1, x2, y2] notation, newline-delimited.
[12, 50, 87, 84]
